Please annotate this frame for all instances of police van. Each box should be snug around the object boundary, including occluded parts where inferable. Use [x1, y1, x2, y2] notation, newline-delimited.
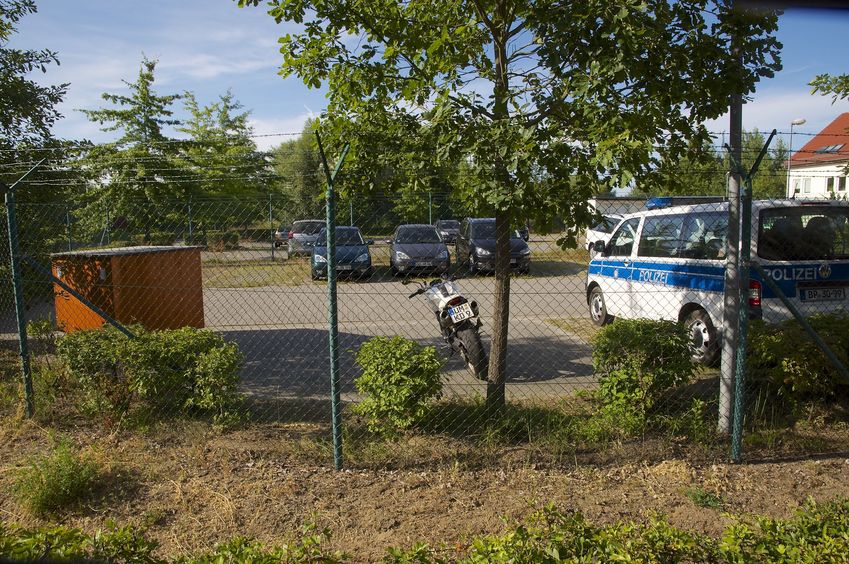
[585, 200, 849, 364]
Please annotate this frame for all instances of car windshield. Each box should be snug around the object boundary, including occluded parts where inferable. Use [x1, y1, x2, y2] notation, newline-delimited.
[471, 222, 522, 240]
[591, 216, 620, 233]
[758, 206, 849, 260]
[396, 227, 441, 244]
[315, 228, 364, 246]
[293, 221, 324, 235]
[437, 220, 459, 229]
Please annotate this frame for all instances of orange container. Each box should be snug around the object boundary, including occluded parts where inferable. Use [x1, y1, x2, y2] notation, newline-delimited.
[52, 246, 204, 332]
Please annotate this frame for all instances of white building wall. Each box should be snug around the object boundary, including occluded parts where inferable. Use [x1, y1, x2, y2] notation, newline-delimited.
[787, 162, 849, 199]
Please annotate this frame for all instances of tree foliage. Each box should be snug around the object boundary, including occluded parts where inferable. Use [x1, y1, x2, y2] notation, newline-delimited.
[78, 56, 183, 235]
[0, 0, 67, 160]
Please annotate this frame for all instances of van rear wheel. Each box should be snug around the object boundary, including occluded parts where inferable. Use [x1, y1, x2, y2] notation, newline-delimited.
[684, 308, 719, 366]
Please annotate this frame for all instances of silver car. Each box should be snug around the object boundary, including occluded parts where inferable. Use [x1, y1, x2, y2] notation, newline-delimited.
[286, 219, 325, 256]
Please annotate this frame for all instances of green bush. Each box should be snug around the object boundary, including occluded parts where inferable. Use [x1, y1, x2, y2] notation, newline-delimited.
[0, 521, 160, 563]
[206, 230, 240, 251]
[353, 336, 443, 434]
[132, 231, 175, 246]
[748, 313, 849, 402]
[56, 326, 133, 417]
[12, 441, 100, 515]
[57, 327, 244, 423]
[592, 319, 696, 429]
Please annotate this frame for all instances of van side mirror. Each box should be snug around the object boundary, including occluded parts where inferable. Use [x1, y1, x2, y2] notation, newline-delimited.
[592, 240, 606, 254]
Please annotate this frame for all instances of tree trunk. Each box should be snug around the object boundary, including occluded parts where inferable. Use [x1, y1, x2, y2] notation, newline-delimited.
[486, 5, 510, 416]
[486, 207, 511, 414]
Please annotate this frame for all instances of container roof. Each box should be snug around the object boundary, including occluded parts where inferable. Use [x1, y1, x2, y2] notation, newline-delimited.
[51, 245, 203, 258]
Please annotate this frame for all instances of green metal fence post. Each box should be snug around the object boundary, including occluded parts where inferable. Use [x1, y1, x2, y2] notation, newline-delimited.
[2, 181, 34, 417]
[66, 206, 72, 252]
[316, 132, 351, 471]
[187, 196, 193, 243]
[269, 193, 275, 261]
[428, 191, 432, 224]
[728, 129, 776, 463]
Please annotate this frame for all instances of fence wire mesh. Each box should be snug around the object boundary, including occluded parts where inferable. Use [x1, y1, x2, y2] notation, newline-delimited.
[2, 189, 849, 466]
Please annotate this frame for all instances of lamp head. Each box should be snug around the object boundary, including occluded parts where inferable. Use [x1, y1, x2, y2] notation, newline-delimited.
[791, 118, 806, 126]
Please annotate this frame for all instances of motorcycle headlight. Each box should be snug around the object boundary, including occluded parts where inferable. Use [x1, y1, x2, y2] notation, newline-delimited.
[355, 253, 370, 263]
[476, 247, 491, 256]
[395, 250, 410, 260]
[437, 249, 449, 259]
[313, 254, 327, 264]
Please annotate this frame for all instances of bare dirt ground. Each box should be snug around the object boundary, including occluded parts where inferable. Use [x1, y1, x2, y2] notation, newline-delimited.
[3, 419, 849, 562]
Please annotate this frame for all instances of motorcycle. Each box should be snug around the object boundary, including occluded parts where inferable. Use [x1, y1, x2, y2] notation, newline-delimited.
[404, 276, 488, 381]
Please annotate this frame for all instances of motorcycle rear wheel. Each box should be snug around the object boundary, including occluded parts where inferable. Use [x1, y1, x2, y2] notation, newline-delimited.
[456, 325, 488, 381]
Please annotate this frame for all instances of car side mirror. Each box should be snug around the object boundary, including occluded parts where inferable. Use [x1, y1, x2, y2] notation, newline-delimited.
[592, 240, 606, 255]
[366, 239, 374, 245]
[384, 239, 393, 245]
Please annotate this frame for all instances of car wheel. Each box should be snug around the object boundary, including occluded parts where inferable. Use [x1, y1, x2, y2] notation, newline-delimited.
[589, 286, 613, 326]
[684, 308, 719, 366]
[310, 269, 319, 281]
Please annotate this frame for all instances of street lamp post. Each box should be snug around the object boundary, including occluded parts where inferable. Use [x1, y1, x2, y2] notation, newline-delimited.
[786, 118, 806, 197]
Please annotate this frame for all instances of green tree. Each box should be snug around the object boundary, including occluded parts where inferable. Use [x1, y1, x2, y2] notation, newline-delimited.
[0, 0, 67, 164]
[270, 119, 324, 220]
[241, 0, 781, 409]
[79, 56, 182, 238]
[177, 91, 270, 230]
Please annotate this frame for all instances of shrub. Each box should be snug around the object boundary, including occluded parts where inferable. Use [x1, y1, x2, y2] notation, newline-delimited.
[353, 336, 443, 434]
[57, 326, 133, 417]
[0, 521, 160, 563]
[12, 441, 100, 515]
[748, 313, 849, 402]
[592, 319, 695, 428]
[206, 230, 240, 251]
[57, 327, 244, 422]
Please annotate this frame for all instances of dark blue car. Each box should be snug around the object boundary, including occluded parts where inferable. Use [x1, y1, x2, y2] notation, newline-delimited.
[311, 226, 374, 280]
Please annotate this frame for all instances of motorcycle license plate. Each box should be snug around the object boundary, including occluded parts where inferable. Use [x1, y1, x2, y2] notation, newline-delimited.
[449, 303, 473, 322]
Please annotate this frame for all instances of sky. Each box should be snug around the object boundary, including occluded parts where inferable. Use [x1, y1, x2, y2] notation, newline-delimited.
[8, 1, 849, 152]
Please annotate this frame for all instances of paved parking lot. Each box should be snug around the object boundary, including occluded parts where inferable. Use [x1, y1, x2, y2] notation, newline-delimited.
[204, 265, 597, 405]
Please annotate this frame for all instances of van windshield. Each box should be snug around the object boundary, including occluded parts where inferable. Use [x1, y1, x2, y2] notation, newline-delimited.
[293, 221, 324, 235]
[758, 206, 849, 261]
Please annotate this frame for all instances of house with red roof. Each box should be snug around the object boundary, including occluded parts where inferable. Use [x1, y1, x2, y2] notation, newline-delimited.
[787, 113, 849, 198]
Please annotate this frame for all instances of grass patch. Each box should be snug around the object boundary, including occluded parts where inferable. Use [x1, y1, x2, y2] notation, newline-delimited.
[685, 486, 724, 509]
[546, 317, 600, 341]
[12, 440, 101, 515]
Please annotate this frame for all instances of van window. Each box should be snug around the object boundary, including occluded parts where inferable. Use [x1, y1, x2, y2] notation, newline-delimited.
[608, 218, 640, 256]
[679, 212, 728, 260]
[638, 215, 684, 258]
[759, 206, 849, 260]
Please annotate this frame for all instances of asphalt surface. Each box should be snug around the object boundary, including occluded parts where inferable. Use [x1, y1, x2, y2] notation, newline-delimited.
[204, 268, 597, 407]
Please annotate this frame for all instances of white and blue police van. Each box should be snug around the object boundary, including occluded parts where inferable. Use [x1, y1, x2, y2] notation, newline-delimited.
[586, 199, 849, 364]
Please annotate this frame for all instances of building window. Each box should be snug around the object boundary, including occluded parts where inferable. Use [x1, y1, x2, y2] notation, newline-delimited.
[840, 177, 847, 191]
[827, 177, 835, 191]
[801, 178, 811, 194]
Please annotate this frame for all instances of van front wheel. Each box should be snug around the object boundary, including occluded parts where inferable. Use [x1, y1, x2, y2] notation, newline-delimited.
[589, 286, 613, 326]
[684, 308, 719, 366]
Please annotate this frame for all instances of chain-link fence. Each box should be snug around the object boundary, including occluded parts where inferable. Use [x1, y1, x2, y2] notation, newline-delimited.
[2, 189, 849, 466]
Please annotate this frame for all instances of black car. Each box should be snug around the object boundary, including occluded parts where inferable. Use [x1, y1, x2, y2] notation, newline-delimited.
[435, 219, 460, 244]
[456, 218, 531, 274]
[388, 224, 450, 276]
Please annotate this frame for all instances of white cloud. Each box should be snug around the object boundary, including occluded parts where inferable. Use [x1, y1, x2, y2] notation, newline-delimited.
[249, 114, 314, 151]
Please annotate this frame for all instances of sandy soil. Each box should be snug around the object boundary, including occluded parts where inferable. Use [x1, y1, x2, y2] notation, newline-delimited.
[2, 420, 849, 562]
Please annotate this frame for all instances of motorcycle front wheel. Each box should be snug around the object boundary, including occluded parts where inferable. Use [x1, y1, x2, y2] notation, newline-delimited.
[456, 325, 488, 381]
